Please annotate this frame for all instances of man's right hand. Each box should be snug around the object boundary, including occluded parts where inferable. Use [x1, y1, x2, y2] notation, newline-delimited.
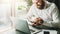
[31, 17, 44, 26]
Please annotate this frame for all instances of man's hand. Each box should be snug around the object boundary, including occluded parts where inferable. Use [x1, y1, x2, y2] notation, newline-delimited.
[31, 17, 44, 26]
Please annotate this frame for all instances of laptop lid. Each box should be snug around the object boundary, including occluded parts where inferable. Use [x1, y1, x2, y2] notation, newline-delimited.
[15, 19, 31, 34]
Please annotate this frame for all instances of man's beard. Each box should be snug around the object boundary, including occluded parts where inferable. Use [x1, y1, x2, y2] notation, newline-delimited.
[36, 1, 45, 9]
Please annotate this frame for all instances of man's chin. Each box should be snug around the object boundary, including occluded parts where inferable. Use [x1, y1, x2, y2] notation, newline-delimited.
[37, 6, 41, 9]
[37, 6, 44, 9]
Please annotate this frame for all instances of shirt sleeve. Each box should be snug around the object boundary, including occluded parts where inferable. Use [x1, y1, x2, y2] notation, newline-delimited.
[44, 4, 60, 28]
[25, 5, 34, 24]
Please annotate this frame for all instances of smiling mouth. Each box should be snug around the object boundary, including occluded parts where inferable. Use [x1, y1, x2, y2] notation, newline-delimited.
[36, 4, 41, 7]
[36, 6, 41, 9]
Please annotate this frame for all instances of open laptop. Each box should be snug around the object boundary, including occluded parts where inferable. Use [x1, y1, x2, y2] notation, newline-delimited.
[15, 19, 31, 34]
[15, 19, 42, 34]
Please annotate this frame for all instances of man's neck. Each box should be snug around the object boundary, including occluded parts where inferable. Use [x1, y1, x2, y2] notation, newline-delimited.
[39, 1, 45, 9]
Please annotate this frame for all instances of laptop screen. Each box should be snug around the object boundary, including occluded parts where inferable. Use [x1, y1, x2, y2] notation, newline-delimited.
[15, 19, 31, 34]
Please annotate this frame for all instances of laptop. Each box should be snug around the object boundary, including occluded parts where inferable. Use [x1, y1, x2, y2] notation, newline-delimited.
[15, 19, 31, 34]
[15, 19, 42, 34]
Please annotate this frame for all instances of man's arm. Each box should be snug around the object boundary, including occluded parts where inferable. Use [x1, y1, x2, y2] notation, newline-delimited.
[26, 5, 35, 25]
[44, 4, 60, 28]
[51, 4, 60, 28]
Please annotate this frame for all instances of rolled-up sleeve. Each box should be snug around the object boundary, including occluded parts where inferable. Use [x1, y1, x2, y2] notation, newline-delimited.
[44, 4, 60, 28]
[50, 5, 60, 28]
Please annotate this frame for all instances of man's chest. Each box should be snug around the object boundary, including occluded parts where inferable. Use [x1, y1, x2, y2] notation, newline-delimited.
[33, 10, 52, 21]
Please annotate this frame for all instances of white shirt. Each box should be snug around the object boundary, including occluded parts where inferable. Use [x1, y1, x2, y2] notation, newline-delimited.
[26, 1, 60, 28]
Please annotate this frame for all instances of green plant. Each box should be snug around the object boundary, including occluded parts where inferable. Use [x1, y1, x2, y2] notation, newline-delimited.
[25, 0, 32, 6]
[18, 5, 26, 10]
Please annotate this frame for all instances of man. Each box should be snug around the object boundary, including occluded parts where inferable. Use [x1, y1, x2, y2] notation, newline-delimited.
[26, 0, 60, 28]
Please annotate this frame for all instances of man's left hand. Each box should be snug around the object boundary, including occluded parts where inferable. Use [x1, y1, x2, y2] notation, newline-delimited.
[31, 17, 44, 26]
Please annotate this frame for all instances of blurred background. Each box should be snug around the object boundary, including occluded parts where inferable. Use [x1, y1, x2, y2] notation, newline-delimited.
[0, 0, 60, 34]
[0, 0, 33, 34]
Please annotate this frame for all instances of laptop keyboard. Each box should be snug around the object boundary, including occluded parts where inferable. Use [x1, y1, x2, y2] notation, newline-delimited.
[30, 29, 35, 32]
[30, 29, 42, 34]
[29, 25, 42, 34]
